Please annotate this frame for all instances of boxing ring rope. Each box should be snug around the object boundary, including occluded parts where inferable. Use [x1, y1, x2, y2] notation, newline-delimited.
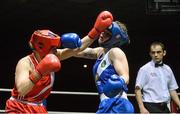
[1, 88, 179, 113]
[0, 88, 135, 113]
[0, 88, 136, 96]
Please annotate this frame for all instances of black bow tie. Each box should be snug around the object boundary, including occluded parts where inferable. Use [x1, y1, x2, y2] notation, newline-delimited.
[155, 63, 163, 67]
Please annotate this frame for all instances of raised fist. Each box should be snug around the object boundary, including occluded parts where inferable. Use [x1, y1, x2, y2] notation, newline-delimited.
[88, 11, 113, 39]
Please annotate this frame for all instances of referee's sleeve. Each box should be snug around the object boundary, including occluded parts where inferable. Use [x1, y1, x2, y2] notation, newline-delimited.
[168, 67, 178, 90]
[135, 68, 147, 89]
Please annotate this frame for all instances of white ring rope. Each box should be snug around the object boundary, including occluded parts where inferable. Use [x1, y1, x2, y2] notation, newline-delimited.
[0, 88, 134, 113]
[1, 88, 136, 113]
[0, 88, 180, 113]
[1, 88, 180, 96]
[0, 110, 94, 114]
[0, 88, 136, 96]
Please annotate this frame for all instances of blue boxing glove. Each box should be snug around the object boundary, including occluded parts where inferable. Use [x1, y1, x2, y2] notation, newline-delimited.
[61, 33, 82, 49]
[103, 74, 128, 98]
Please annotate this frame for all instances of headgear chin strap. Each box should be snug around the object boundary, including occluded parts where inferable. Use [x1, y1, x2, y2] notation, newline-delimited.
[100, 22, 130, 48]
[29, 30, 61, 59]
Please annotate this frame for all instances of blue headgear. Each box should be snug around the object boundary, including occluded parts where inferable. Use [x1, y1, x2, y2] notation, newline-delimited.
[100, 22, 130, 48]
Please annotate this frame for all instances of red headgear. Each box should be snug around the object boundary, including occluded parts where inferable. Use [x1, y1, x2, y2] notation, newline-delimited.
[29, 30, 61, 58]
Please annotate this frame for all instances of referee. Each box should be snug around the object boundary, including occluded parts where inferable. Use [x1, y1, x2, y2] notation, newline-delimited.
[135, 41, 180, 113]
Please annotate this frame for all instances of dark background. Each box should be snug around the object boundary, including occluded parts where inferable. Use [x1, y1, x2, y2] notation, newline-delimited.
[1, 0, 180, 113]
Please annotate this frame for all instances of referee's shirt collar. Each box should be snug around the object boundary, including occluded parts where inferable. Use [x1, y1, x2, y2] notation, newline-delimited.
[151, 60, 163, 68]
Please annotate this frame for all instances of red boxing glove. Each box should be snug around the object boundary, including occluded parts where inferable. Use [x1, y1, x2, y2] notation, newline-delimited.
[36, 54, 61, 75]
[29, 54, 61, 84]
[88, 11, 113, 39]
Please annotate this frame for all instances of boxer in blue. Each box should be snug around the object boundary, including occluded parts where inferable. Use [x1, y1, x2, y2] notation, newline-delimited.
[75, 15, 134, 113]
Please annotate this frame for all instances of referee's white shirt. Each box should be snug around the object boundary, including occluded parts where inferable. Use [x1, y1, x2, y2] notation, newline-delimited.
[135, 60, 178, 103]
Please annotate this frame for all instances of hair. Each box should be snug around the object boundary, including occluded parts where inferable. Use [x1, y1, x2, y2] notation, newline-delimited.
[115, 20, 130, 46]
[115, 21, 128, 35]
[150, 41, 165, 51]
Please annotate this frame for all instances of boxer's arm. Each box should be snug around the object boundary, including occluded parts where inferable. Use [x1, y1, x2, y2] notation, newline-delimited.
[15, 57, 35, 96]
[56, 11, 113, 60]
[16, 54, 61, 96]
[109, 47, 129, 84]
[74, 47, 103, 59]
[103, 48, 129, 97]
[56, 35, 95, 60]
[29, 54, 61, 84]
